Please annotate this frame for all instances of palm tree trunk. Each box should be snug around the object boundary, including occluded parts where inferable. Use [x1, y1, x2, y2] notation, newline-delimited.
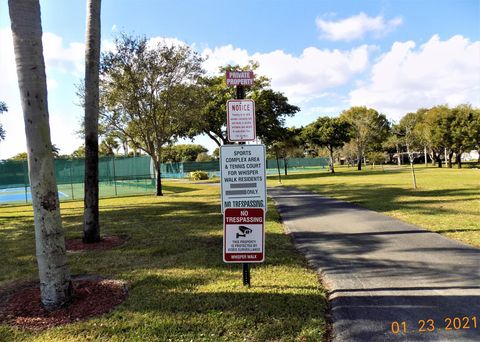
[9, 0, 72, 310]
[83, 0, 101, 243]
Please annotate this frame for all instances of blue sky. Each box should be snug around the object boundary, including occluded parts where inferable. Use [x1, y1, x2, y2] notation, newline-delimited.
[0, 0, 479, 158]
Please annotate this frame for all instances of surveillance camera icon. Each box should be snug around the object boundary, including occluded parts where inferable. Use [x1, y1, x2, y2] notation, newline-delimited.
[236, 225, 252, 238]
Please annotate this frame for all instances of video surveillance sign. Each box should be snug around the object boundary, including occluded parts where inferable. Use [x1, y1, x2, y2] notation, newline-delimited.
[223, 208, 265, 263]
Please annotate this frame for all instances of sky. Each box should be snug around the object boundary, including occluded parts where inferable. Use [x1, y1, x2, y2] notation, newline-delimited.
[0, 0, 479, 159]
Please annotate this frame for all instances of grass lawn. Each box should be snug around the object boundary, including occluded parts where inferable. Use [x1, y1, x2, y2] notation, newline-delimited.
[268, 165, 480, 247]
[0, 182, 327, 341]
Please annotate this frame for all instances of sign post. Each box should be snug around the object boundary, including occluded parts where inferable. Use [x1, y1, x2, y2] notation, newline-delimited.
[223, 69, 263, 287]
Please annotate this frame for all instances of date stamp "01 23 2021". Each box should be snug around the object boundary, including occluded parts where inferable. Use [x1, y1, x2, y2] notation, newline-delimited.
[391, 316, 477, 334]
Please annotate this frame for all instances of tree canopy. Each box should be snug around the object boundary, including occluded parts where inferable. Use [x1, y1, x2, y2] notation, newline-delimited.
[340, 106, 390, 170]
[303, 116, 351, 173]
[194, 62, 298, 147]
[100, 34, 204, 195]
[0, 101, 7, 141]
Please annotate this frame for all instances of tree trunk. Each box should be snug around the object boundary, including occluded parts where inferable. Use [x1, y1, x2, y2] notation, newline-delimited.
[155, 160, 163, 196]
[424, 146, 428, 167]
[9, 0, 72, 310]
[357, 148, 362, 171]
[275, 147, 282, 183]
[396, 144, 401, 166]
[447, 151, 453, 168]
[329, 147, 335, 173]
[456, 153, 462, 169]
[83, 0, 101, 243]
[283, 158, 288, 176]
[410, 161, 417, 190]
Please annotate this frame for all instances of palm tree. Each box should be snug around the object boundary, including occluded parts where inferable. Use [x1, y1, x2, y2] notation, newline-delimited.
[83, 0, 102, 243]
[8, 0, 72, 309]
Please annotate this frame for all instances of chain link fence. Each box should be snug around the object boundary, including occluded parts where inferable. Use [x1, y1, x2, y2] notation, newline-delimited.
[0, 156, 328, 204]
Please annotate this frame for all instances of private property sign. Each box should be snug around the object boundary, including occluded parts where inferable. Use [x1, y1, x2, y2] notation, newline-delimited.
[227, 99, 256, 142]
[220, 144, 267, 212]
[223, 208, 265, 263]
[226, 70, 254, 86]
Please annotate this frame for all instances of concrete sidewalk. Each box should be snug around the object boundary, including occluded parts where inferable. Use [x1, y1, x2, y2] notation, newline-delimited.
[268, 187, 480, 342]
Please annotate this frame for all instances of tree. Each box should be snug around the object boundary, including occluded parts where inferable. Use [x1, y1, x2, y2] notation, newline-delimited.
[195, 63, 293, 147]
[162, 144, 208, 162]
[366, 151, 387, 170]
[83, 0, 102, 243]
[9, 0, 72, 309]
[270, 127, 304, 176]
[71, 145, 86, 158]
[382, 131, 403, 166]
[450, 104, 479, 168]
[251, 89, 300, 145]
[10, 152, 28, 160]
[303, 117, 351, 173]
[340, 106, 390, 170]
[419, 105, 452, 167]
[398, 111, 424, 189]
[100, 34, 204, 195]
[99, 134, 119, 156]
[0, 101, 7, 141]
[195, 152, 212, 162]
[212, 147, 220, 160]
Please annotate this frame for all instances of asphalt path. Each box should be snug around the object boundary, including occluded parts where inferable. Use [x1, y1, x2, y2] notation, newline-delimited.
[268, 186, 480, 342]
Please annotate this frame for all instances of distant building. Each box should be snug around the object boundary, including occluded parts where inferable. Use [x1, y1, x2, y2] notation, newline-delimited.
[462, 150, 479, 161]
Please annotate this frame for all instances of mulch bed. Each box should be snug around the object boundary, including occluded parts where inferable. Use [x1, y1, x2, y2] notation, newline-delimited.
[66, 235, 128, 252]
[0, 276, 127, 331]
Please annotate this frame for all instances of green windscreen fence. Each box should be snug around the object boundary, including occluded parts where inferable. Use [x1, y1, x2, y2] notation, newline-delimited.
[0, 155, 328, 204]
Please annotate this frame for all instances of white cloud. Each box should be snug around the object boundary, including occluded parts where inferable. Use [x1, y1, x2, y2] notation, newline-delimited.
[349, 35, 480, 119]
[0, 28, 84, 159]
[147, 36, 187, 50]
[202, 44, 371, 103]
[202, 44, 252, 74]
[255, 45, 370, 102]
[42, 32, 84, 76]
[316, 12, 402, 41]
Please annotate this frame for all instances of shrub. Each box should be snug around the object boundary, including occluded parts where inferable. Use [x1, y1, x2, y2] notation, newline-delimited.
[189, 171, 209, 180]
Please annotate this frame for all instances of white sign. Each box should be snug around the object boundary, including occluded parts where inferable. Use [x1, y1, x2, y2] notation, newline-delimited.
[227, 99, 256, 142]
[220, 144, 267, 212]
[224, 208, 265, 263]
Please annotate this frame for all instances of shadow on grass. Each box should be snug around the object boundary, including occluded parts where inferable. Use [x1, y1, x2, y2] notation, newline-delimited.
[0, 194, 308, 285]
[270, 168, 408, 182]
[0, 190, 328, 340]
[270, 183, 479, 221]
[124, 274, 326, 341]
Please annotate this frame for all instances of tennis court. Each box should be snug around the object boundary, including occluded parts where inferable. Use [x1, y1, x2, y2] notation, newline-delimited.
[0, 156, 329, 205]
[0, 186, 69, 204]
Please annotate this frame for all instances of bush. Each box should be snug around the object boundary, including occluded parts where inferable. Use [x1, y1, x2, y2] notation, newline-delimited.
[189, 171, 209, 180]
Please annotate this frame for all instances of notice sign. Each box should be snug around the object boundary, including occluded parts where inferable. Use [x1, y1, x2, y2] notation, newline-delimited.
[224, 208, 265, 263]
[227, 99, 256, 142]
[220, 144, 267, 212]
[226, 70, 254, 86]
